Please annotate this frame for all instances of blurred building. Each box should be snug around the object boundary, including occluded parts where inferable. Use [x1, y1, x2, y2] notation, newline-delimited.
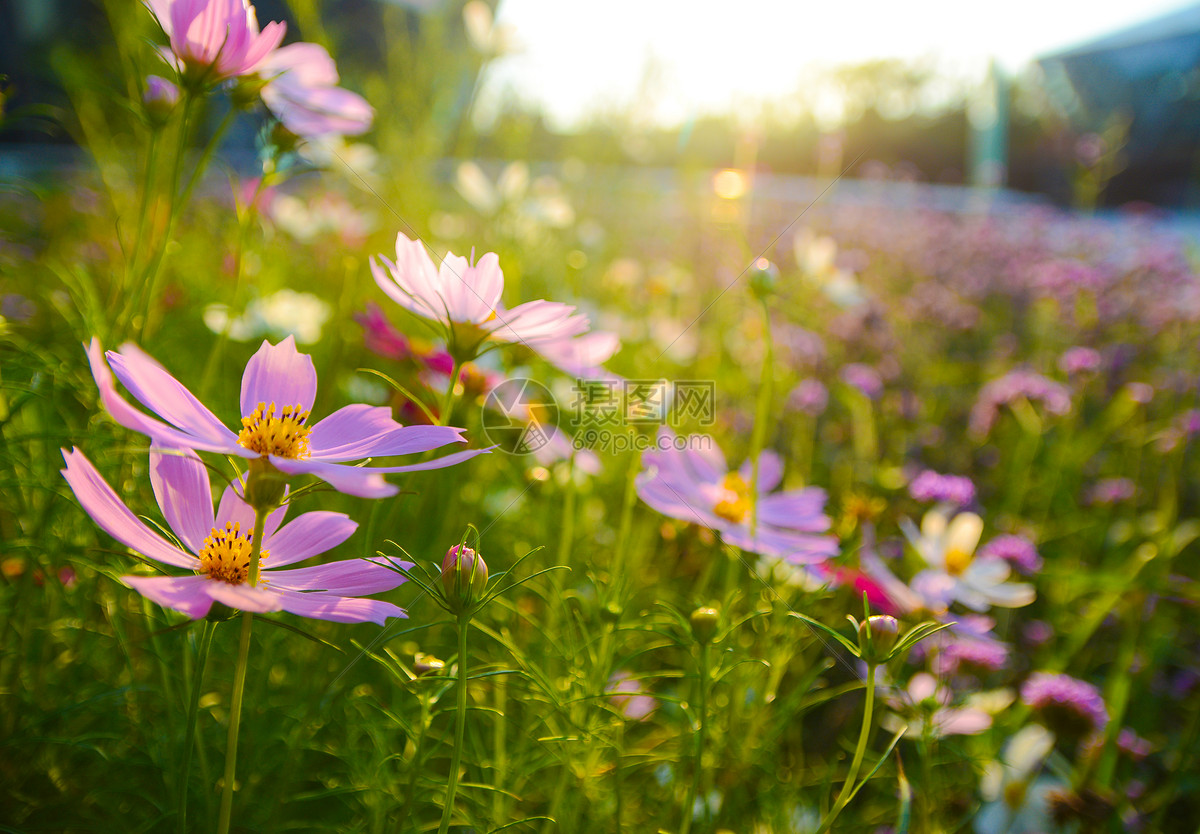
[1039, 3, 1200, 206]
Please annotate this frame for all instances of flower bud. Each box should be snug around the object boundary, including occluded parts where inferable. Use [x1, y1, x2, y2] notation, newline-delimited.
[857, 614, 899, 663]
[243, 457, 288, 512]
[143, 75, 180, 127]
[413, 652, 446, 676]
[441, 544, 488, 600]
[748, 257, 779, 300]
[690, 606, 720, 644]
[600, 600, 623, 624]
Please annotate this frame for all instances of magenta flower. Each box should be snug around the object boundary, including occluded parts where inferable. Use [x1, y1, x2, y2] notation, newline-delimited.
[1021, 672, 1109, 739]
[146, 0, 285, 83]
[371, 234, 589, 360]
[978, 534, 1042, 574]
[87, 335, 486, 498]
[636, 427, 837, 564]
[908, 470, 976, 506]
[261, 42, 374, 139]
[62, 448, 408, 623]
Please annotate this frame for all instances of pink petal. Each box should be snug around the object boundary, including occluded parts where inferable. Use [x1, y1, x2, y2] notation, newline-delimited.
[61, 448, 197, 569]
[267, 556, 410, 595]
[239, 335, 317, 417]
[439, 251, 501, 323]
[738, 450, 783, 493]
[205, 581, 284, 613]
[123, 574, 215, 619]
[149, 444, 215, 554]
[488, 300, 581, 344]
[756, 490, 830, 532]
[213, 482, 288, 538]
[239, 20, 286, 74]
[260, 511, 357, 567]
[88, 339, 243, 454]
[308, 406, 467, 459]
[263, 41, 339, 87]
[269, 447, 490, 497]
[272, 589, 407, 624]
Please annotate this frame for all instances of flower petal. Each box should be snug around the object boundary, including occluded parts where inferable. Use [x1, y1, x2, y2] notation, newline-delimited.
[213, 482, 288, 538]
[738, 450, 783, 492]
[308, 406, 468, 459]
[260, 511, 357, 567]
[268, 556, 410, 595]
[269, 447, 491, 498]
[239, 336, 317, 417]
[149, 444, 215, 554]
[756, 490, 830, 532]
[205, 581, 285, 613]
[61, 448, 197, 569]
[87, 339, 243, 454]
[122, 574, 214, 619]
[271, 589, 407, 624]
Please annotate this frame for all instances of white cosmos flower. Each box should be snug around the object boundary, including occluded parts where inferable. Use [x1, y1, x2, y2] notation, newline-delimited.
[904, 508, 1036, 613]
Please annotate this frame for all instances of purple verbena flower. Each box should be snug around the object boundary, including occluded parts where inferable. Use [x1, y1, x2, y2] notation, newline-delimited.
[978, 534, 1043, 574]
[969, 369, 1072, 437]
[839, 363, 883, 400]
[62, 447, 408, 623]
[908, 470, 976, 506]
[1021, 672, 1109, 739]
[1058, 346, 1102, 375]
[87, 335, 487, 498]
[1085, 478, 1136, 506]
[787, 379, 829, 416]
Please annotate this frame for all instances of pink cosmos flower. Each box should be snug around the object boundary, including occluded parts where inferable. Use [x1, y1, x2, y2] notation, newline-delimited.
[86, 335, 486, 498]
[371, 234, 590, 360]
[260, 42, 374, 139]
[886, 672, 993, 737]
[606, 672, 657, 721]
[62, 447, 408, 623]
[146, 0, 285, 83]
[636, 427, 837, 564]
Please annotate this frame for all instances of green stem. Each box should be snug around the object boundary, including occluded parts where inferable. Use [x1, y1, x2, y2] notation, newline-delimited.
[613, 720, 624, 834]
[127, 128, 160, 293]
[199, 173, 266, 401]
[179, 620, 215, 834]
[217, 506, 268, 834]
[139, 101, 239, 339]
[680, 642, 710, 834]
[396, 697, 432, 834]
[816, 662, 877, 834]
[440, 357, 463, 426]
[748, 299, 774, 537]
[438, 616, 470, 834]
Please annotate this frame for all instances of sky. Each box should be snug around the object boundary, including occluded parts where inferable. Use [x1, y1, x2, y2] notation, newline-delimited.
[477, 0, 1197, 127]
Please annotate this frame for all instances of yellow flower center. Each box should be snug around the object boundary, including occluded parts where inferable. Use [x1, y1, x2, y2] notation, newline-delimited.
[944, 547, 973, 576]
[198, 522, 269, 585]
[238, 402, 311, 459]
[713, 473, 753, 523]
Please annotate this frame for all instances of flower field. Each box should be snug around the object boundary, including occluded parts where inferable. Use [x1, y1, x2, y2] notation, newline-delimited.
[2, 2, 1199, 832]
